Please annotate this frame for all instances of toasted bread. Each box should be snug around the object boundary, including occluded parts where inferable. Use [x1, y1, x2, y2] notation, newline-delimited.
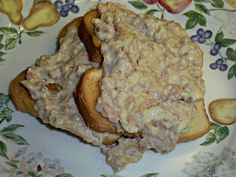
[78, 9, 102, 63]
[9, 17, 118, 145]
[9, 69, 37, 117]
[76, 68, 117, 133]
[76, 68, 211, 142]
[209, 98, 236, 125]
[178, 99, 211, 143]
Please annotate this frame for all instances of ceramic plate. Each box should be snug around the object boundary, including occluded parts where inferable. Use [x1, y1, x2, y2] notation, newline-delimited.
[0, 0, 235, 177]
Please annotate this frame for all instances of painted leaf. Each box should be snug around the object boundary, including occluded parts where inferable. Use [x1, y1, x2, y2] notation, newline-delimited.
[1, 108, 12, 122]
[55, 173, 73, 177]
[200, 132, 215, 146]
[141, 173, 159, 177]
[5, 161, 18, 168]
[215, 31, 224, 43]
[185, 17, 198, 29]
[26, 31, 44, 37]
[5, 38, 17, 50]
[128, 0, 148, 10]
[210, 0, 224, 8]
[28, 170, 39, 177]
[219, 39, 236, 47]
[210, 122, 220, 131]
[2, 133, 29, 145]
[146, 9, 159, 15]
[0, 43, 4, 49]
[195, 4, 210, 15]
[184, 10, 199, 17]
[33, 0, 50, 4]
[215, 126, 229, 143]
[0, 141, 7, 158]
[2, 124, 24, 133]
[226, 48, 236, 61]
[0, 93, 10, 104]
[0, 58, 4, 62]
[0, 34, 3, 42]
[228, 64, 236, 79]
[0, 51, 6, 57]
[0, 27, 18, 37]
[198, 14, 206, 26]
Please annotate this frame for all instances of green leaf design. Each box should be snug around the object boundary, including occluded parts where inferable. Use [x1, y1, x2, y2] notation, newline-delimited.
[0, 27, 18, 37]
[141, 173, 159, 177]
[26, 31, 44, 37]
[219, 39, 236, 47]
[28, 170, 42, 177]
[200, 132, 215, 146]
[215, 31, 224, 43]
[0, 93, 10, 104]
[5, 38, 17, 50]
[226, 48, 236, 61]
[2, 124, 24, 133]
[0, 141, 7, 158]
[0, 51, 6, 57]
[210, 122, 220, 131]
[195, 4, 210, 15]
[55, 173, 74, 177]
[33, 0, 50, 4]
[215, 126, 229, 143]
[1, 108, 12, 122]
[0, 43, 4, 49]
[5, 160, 18, 168]
[100, 175, 122, 177]
[228, 64, 236, 79]
[214, 31, 236, 47]
[2, 133, 29, 145]
[184, 11, 206, 29]
[185, 17, 199, 29]
[0, 34, 3, 42]
[210, 0, 224, 8]
[128, 0, 148, 10]
[0, 58, 4, 62]
[146, 9, 159, 15]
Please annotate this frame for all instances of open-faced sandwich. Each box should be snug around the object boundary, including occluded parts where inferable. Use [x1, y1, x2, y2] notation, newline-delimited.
[10, 2, 211, 172]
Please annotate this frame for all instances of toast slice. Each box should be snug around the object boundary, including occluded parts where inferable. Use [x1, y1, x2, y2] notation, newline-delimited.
[76, 68, 117, 133]
[9, 17, 82, 115]
[77, 68, 211, 143]
[9, 17, 118, 145]
[209, 98, 236, 125]
[78, 9, 102, 63]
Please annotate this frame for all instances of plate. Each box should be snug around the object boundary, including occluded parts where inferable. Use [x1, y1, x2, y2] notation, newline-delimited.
[0, 0, 236, 177]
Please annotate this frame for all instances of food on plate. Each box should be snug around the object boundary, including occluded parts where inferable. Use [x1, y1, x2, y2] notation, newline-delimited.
[11, 17, 119, 145]
[159, 0, 192, 14]
[78, 9, 102, 63]
[209, 98, 236, 125]
[0, 0, 23, 24]
[22, 1, 59, 30]
[10, 2, 210, 172]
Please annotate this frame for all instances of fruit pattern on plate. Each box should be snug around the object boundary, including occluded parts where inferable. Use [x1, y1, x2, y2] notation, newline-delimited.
[54, 0, 80, 17]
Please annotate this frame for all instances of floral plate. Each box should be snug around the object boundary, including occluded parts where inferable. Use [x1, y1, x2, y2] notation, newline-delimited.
[0, 0, 236, 177]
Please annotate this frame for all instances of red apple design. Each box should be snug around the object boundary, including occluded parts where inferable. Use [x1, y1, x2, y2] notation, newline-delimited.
[143, 0, 159, 5]
[159, 0, 192, 14]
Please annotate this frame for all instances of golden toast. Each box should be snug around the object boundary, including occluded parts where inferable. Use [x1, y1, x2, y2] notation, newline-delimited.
[9, 17, 119, 145]
[76, 68, 211, 143]
[78, 9, 102, 63]
[209, 98, 236, 125]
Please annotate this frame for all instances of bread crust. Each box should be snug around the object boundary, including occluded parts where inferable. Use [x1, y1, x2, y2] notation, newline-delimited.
[76, 68, 117, 133]
[78, 9, 102, 63]
[209, 98, 236, 125]
[77, 68, 211, 142]
[9, 17, 118, 145]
